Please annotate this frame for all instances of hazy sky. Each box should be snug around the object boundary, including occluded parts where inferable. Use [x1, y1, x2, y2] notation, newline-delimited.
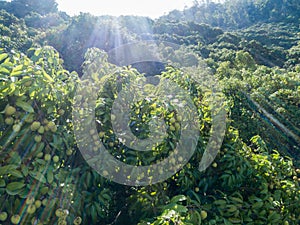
[56, 0, 195, 18]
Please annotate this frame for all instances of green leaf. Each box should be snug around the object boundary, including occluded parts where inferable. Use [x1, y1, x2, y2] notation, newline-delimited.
[43, 71, 54, 82]
[173, 204, 188, 213]
[34, 48, 42, 57]
[6, 187, 24, 196]
[21, 165, 28, 177]
[10, 70, 23, 77]
[47, 169, 54, 184]
[0, 53, 8, 62]
[13, 64, 23, 72]
[36, 142, 45, 154]
[0, 179, 5, 187]
[6, 181, 25, 194]
[16, 100, 34, 113]
[0, 165, 18, 175]
[268, 211, 281, 222]
[170, 195, 187, 203]
[102, 193, 111, 201]
[252, 201, 264, 209]
[9, 169, 24, 178]
[18, 187, 30, 198]
[0, 67, 10, 75]
[40, 186, 49, 195]
[44, 198, 57, 210]
[91, 204, 97, 223]
[29, 171, 47, 183]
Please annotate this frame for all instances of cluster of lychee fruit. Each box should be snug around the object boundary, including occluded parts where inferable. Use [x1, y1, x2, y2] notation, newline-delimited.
[167, 115, 181, 132]
[25, 196, 42, 215]
[0, 211, 8, 222]
[55, 208, 82, 225]
[3, 104, 59, 144]
[0, 197, 48, 224]
[30, 119, 57, 143]
[4, 105, 23, 133]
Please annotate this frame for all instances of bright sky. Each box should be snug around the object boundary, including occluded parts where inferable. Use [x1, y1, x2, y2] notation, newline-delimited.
[56, 0, 195, 19]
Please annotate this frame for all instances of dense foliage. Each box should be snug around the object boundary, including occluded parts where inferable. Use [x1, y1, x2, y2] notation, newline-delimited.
[0, 0, 300, 224]
[162, 0, 300, 29]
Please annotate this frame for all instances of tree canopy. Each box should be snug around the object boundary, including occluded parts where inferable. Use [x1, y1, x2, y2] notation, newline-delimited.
[0, 0, 300, 224]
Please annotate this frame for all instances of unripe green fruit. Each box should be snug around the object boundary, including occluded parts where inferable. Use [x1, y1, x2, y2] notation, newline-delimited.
[47, 121, 55, 128]
[76, 95, 83, 101]
[27, 204, 36, 214]
[26, 197, 35, 205]
[111, 114, 116, 121]
[73, 216, 82, 225]
[66, 149, 73, 156]
[170, 117, 176, 123]
[92, 134, 98, 141]
[38, 126, 45, 134]
[169, 125, 176, 131]
[5, 117, 14, 125]
[62, 209, 69, 217]
[44, 154, 51, 161]
[24, 80, 32, 87]
[25, 114, 34, 123]
[11, 215, 21, 224]
[58, 109, 65, 115]
[200, 210, 208, 220]
[5, 106, 16, 115]
[34, 135, 42, 143]
[103, 170, 109, 176]
[195, 187, 200, 192]
[14, 119, 20, 124]
[99, 132, 105, 138]
[31, 121, 41, 131]
[42, 199, 47, 206]
[53, 155, 59, 163]
[58, 220, 67, 225]
[42, 119, 49, 125]
[50, 126, 57, 132]
[84, 101, 90, 108]
[47, 121, 57, 132]
[13, 124, 21, 132]
[55, 208, 64, 217]
[31, 217, 38, 225]
[34, 200, 42, 208]
[174, 122, 180, 130]
[36, 152, 43, 158]
[40, 187, 49, 195]
[108, 142, 114, 147]
[212, 162, 218, 168]
[0, 212, 8, 221]
[170, 158, 176, 164]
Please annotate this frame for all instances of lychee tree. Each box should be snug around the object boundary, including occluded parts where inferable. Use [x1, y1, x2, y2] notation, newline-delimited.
[0, 46, 83, 225]
[0, 46, 300, 225]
